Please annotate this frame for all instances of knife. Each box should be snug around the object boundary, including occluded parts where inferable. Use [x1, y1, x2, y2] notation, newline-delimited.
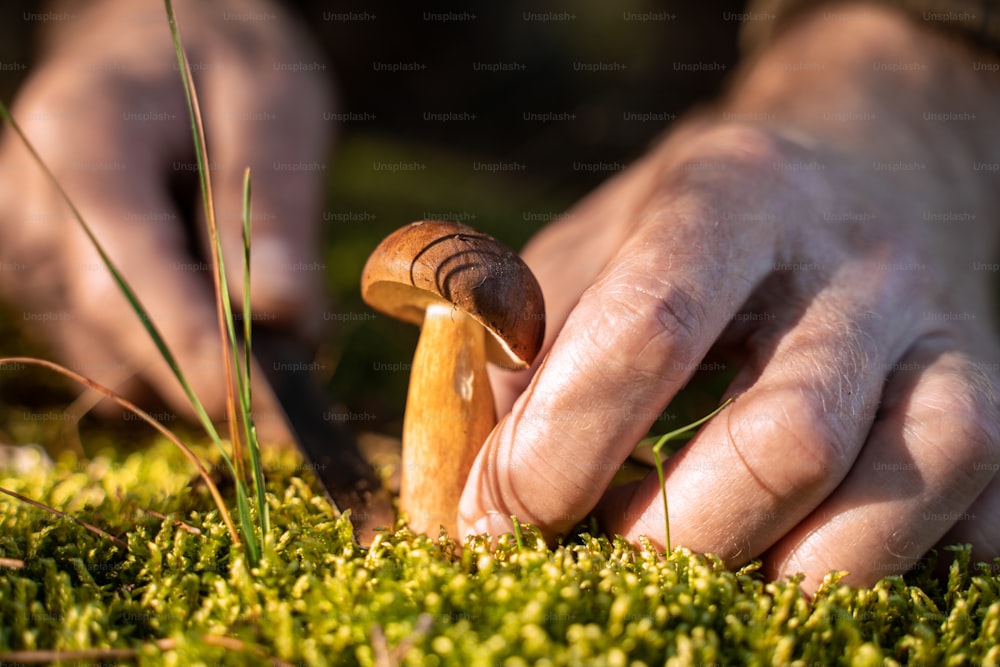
[248, 326, 395, 546]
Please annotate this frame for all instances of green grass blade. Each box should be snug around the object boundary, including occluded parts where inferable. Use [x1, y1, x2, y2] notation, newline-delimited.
[165, 0, 262, 563]
[242, 168, 253, 407]
[647, 396, 735, 457]
[163, 0, 243, 460]
[235, 482, 259, 565]
[241, 167, 270, 541]
[512, 516, 524, 550]
[642, 395, 736, 554]
[635, 431, 696, 453]
[653, 448, 671, 552]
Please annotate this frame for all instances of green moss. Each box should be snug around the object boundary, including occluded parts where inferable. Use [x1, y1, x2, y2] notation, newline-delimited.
[2, 441, 1000, 666]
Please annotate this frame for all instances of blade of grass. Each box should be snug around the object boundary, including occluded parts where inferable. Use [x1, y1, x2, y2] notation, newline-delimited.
[0, 644, 173, 664]
[164, 0, 264, 564]
[162, 0, 244, 475]
[241, 167, 270, 541]
[242, 168, 254, 412]
[0, 485, 128, 550]
[128, 503, 202, 535]
[0, 356, 239, 545]
[0, 636, 296, 667]
[641, 395, 736, 553]
[512, 515, 524, 550]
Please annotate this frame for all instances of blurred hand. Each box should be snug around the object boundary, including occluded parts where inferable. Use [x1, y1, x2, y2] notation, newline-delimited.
[460, 5, 1000, 590]
[0, 0, 332, 421]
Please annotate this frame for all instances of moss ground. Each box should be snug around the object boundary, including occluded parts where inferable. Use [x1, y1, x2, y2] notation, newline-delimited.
[1, 439, 999, 666]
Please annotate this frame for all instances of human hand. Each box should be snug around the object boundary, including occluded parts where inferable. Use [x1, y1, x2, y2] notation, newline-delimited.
[0, 0, 331, 424]
[459, 5, 1000, 590]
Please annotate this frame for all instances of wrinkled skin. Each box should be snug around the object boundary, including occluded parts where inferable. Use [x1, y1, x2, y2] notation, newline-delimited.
[0, 0, 331, 428]
[460, 5, 1000, 590]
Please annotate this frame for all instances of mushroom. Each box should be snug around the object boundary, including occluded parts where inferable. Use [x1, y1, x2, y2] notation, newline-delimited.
[361, 220, 545, 537]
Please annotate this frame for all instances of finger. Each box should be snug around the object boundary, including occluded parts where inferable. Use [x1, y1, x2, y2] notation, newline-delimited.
[764, 339, 1000, 590]
[489, 158, 664, 414]
[596, 250, 922, 566]
[199, 26, 334, 341]
[460, 158, 779, 539]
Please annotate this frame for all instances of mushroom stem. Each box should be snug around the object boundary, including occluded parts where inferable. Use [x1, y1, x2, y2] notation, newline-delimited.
[401, 302, 496, 536]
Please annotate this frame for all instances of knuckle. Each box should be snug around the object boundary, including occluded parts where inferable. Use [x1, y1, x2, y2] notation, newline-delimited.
[858, 238, 932, 302]
[731, 390, 854, 496]
[670, 122, 790, 174]
[651, 278, 704, 339]
[784, 399, 854, 487]
[577, 272, 708, 382]
[923, 356, 1000, 474]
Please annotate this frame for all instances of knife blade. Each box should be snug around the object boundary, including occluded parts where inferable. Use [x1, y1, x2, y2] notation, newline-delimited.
[248, 326, 395, 546]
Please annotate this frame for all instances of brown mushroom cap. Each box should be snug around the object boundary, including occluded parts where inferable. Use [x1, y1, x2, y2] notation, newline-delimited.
[361, 220, 545, 369]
